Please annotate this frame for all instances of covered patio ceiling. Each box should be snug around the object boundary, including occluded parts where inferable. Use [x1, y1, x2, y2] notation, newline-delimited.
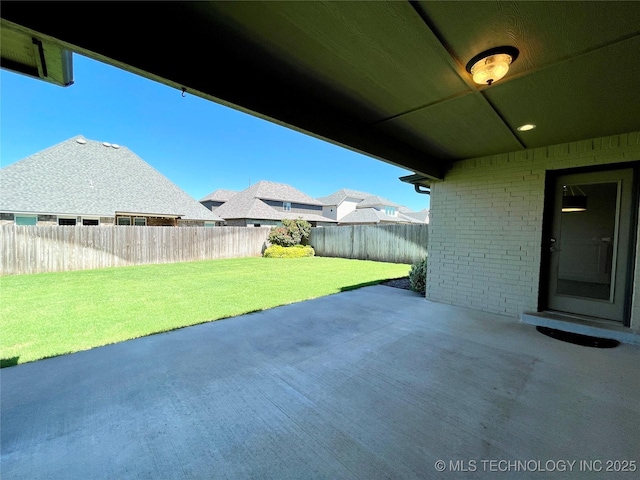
[2, 2, 640, 181]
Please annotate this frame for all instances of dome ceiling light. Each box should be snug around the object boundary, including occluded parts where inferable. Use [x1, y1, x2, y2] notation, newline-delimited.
[465, 46, 520, 86]
[562, 185, 588, 213]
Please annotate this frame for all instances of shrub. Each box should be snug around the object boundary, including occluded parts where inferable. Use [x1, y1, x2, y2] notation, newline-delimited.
[268, 218, 312, 247]
[264, 245, 315, 258]
[409, 257, 427, 294]
[268, 226, 297, 247]
[288, 218, 311, 245]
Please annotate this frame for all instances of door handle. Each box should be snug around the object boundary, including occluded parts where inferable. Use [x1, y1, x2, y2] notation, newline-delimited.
[549, 238, 561, 253]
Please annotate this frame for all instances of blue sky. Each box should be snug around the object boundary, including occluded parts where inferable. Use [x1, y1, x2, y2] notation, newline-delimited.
[1, 54, 429, 211]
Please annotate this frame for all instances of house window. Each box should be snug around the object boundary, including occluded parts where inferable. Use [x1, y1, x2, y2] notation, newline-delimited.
[385, 207, 396, 216]
[117, 217, 131, 226]
[15, 215, 37, 226]
[82, 219, 99, 226]
[204, 222, 216, 228]
[58, 218, 77, 226]
[134, 217, 147, 226]
[283, 202, 291, 211]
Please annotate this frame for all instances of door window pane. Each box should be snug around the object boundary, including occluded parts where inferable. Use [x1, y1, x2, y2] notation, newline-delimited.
[556, 182, 618, 301]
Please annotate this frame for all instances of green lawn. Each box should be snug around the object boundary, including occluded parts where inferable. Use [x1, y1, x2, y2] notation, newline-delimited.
[1, 257, 409, 366]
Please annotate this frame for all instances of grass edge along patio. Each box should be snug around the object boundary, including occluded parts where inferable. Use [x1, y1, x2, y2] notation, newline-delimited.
[0, 256, 410, 366]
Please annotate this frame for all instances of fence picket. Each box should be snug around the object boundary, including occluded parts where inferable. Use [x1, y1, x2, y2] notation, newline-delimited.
[0, 226, 271, 275]
[0, 224, 427, 275]
[310, 224, 427, 264]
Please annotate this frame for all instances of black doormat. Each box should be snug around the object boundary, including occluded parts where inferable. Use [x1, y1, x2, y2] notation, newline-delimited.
[536, 326, 619, 348]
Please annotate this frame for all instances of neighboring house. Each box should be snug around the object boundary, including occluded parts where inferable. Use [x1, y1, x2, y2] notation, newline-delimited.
[0, 136, 223, 227]
[399, 207, 430, 224]
[199, 189, 238, 211]
[318, 188, 427, 225]
[206, 180, 336, 227]
[319, 188, 372, 222]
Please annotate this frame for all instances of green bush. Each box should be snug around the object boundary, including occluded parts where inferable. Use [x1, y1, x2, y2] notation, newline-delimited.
[289, 218, 312, 245]
[409, 257, 427, 294]
[268, 226, 297, 247]
[263, 245, 315, 258]
[268, 218, 312, 247]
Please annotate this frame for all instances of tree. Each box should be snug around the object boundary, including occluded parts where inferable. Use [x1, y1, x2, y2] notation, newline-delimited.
[268, 218, 311, 247]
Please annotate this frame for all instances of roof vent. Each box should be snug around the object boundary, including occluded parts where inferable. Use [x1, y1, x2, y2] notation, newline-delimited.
[76, 138, 87, 145]
[111, 144, 120, 149]
[102, 142, 112, 147]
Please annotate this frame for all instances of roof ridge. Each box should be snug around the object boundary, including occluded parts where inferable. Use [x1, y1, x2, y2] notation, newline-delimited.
[1, 136, 221, 221]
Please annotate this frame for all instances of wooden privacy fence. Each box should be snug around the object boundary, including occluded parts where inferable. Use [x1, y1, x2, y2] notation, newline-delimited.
[310, 224, 428, 264]
[0, 225, 271, 275]
[1, 224, 428, 275]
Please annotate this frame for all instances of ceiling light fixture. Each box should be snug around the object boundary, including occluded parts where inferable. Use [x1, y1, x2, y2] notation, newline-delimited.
[562, 185, 588, 213]
[517, 124, 536, 131]
[465, 46, 519, 86]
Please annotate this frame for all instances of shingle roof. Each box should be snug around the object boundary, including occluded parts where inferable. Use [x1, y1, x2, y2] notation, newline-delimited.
[282, 212, 336, 223]
[317, 188, 373, 206]
[199, 189, 238, 202]
[247, 180, 324, 205]
[339, 208, 412, 224]
[397, 212, 425, 224]
[356, 195, 400, 208]
[216, 197, 283, 221]
[0, 136, 221, 221]
[214, 180, 335, 222]
[400, 209, 430, 223]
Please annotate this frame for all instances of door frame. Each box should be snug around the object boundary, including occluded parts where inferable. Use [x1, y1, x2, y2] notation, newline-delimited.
[539, 162, 640, 327]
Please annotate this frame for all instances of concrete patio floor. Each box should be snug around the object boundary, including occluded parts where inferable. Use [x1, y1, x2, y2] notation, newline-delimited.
[2, 285, 639, 479]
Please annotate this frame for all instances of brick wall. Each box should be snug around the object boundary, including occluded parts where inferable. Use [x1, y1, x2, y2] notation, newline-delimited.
[177, 220, 206, 227]
[225, 219, 248, 227]
[428, 131, 640, 327]
[147, 217, 176, 227]
[0, 213, 14, 226]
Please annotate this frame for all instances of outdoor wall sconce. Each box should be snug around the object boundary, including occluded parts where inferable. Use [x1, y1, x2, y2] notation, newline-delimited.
[562, 185, 588, 212]
[466, 46, 519, 85]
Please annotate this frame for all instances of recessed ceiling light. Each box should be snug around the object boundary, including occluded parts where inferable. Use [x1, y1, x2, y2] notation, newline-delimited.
[465, 46, 519, 85]
[517, 124, 536, 131]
